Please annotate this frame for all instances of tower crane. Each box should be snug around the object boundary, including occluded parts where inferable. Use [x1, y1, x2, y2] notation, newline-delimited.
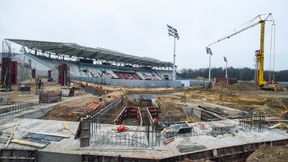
[208, 13, 275, 87]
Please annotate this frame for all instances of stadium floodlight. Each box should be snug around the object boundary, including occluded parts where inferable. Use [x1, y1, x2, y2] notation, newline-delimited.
[206, 47, 213, 82]
[223, 56, 227, 63]
[224, 56, 228, 79]
[167, 24, 179, 81]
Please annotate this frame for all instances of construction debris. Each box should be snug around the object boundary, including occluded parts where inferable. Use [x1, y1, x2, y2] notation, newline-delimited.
[161, 122, 192, 138]
[24, 133, 65, 142]
[209, 124, 237, 137]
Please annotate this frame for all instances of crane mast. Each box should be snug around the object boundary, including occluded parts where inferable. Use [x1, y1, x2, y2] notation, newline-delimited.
[208, 13, 274, 86]
[258, 20, 266, 85]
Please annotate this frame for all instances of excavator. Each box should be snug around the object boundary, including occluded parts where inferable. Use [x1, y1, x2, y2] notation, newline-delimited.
[208, 13, 279, 90]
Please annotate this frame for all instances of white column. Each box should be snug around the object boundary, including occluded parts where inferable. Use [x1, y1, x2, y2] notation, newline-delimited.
[172, 37, 176, 80]
[208, 54, 211, 82]
[225, 62, 228, 79]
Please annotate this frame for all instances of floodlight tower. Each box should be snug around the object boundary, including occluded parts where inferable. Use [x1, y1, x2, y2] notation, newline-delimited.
[224, 56, 228, 79]
[206, 47, 213, 82]
[167, 24, 179, 81]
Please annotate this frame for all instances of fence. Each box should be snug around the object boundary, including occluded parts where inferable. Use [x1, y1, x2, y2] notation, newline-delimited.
[73, 77, 182, 88]
[0, 102, 34, 117]
[91, 126, 161, 148]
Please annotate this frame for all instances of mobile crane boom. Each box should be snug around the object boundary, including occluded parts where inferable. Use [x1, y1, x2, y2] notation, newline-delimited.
[208, 13, 274, 86]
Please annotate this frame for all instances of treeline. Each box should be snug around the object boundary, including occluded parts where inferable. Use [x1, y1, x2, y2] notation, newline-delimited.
[178, 67, 288, 82]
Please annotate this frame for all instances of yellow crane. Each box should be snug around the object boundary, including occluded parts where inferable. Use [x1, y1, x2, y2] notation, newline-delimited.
[208, 13, 275, 87]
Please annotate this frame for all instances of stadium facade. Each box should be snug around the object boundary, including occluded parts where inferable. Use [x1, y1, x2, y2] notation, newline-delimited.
[1, 39, 183, 88]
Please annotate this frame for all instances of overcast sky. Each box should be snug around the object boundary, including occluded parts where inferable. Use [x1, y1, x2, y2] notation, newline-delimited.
[0, 0, 287, 70]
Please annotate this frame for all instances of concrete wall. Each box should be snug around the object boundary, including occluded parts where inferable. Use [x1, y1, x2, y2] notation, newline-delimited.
[182, 107, 192, 115]
[190, 80, 210, 88]
[192, 108, 202, 119]
[74, 77, 182, 88]
[17, 104, 55, 119]
[39, 152, 81, 162]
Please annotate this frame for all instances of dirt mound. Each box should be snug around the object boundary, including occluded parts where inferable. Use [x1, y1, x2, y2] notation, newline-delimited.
[156, 95, 198, 123]
[42, 92, 119, 121]
[230, 82, 259, 91]
[247, 144, 288, 162]
[42, 96, 103, 121]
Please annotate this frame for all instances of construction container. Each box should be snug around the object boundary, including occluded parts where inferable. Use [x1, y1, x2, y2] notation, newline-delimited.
[61, 87, 75, 97]
[39, 91, 62, 103]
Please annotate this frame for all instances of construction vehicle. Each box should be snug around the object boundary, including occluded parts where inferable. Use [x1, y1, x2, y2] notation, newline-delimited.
[208, 13, 277, 89]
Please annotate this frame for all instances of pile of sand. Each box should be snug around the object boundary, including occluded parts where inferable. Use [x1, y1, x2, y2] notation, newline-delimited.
[230, 82, 259, 91]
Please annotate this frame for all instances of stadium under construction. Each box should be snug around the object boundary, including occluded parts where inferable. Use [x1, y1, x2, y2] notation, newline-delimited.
[0, 39, 288, 162]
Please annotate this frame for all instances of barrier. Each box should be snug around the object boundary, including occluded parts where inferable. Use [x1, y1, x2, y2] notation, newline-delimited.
[73, 77, 182, 88]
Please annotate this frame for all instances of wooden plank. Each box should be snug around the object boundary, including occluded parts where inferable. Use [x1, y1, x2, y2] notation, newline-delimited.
[270, 123, 282, 129]
[5, 120, 20, 147]
[29, 131, 70, 138]
[163, 137, 175, 145]
[11, 139, 47, 148]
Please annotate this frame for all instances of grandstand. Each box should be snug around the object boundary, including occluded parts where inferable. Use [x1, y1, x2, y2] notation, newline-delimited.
[3, 39, 179, 87]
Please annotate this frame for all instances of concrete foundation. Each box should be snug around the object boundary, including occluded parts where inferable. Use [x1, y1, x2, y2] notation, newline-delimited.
[1, 118, 288, 162]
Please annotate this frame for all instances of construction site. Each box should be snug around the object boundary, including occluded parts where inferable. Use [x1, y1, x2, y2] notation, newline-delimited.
[0, 11, 288, 162]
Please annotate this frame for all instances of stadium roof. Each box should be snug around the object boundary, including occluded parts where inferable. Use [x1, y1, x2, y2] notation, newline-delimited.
[6, 39, 173, 67]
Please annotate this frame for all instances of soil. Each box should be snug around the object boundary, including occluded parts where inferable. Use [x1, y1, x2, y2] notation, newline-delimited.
[154, 81, 288, 123]
[156, 95, 198, 123]
[247, 144, 288, 162]
[42, 91, 123, 121]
